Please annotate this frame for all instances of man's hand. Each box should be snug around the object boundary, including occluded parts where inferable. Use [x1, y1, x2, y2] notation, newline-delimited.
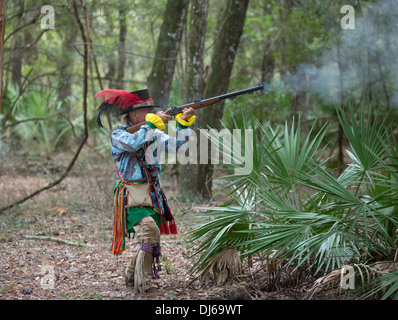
[181, 107, 195, 121]
[156, 111, 172, 124]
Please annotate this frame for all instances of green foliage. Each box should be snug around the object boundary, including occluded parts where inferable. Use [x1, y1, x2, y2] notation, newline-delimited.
[189, 104, 398, 293]
[366, 271, 398, 300]
[2, 86, 77, 156]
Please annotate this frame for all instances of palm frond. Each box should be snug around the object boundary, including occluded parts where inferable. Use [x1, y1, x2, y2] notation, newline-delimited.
[188, 106, 398, 296]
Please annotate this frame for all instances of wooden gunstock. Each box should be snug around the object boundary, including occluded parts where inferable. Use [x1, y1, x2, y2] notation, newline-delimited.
[126, 122, 146, 134]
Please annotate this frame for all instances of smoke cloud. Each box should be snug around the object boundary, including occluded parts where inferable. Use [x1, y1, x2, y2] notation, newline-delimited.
[275, 0, 398, 109]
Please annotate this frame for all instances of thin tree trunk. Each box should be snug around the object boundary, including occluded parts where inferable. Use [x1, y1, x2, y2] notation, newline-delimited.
[147, 0, 189, 107]
[375, 50, 390, 112]
[107, 56, 116, 88]
[3, 4, 40, 102]
[9, 0, 24, 89]
[366, 47, 373, 104]
[57, 15, 77, 102]
[197, 0, 249, 199]
[105, 11, 116, 88]
[116, 5, 127, 89]
[23, 28, 38, 65]
[0, 0, 6, 115]
[177, 0, 209, 202]
[83, 2, 103, 90]
[337, 41, 345, 174]
[83, 2, 113, 128]
[11, 34, 23, 87]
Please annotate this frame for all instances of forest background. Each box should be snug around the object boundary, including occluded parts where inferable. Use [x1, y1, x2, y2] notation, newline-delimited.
[0, 0, 398, 301]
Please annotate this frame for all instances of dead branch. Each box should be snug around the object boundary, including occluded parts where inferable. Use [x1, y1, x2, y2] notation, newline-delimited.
[74, 43, 187, 61]
[3, 111, 62, 129]
[21, 235, 96, 248]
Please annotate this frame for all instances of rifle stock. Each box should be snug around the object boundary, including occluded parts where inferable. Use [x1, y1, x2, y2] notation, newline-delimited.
[126, 83, 264, 134]
[126, 122, 146, 134]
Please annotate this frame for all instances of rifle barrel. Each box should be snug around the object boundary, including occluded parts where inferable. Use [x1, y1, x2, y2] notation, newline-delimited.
[166, 83, 264, 115]
[216, 83, 264, 100]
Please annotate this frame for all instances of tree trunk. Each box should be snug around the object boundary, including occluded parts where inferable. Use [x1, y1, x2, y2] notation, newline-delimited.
[177, 0, 209, 202]
[57, 18, 77, 102]
[107, 56, 117, 88]
[104, 11, 117, 88]
[337, 40, 345, 174]
[23, 28, 38, 66]
[147, 0, 189, 107]
[9, 0, 24, 89]
[11, 34, 23, 88]
[115, 5, 127, 89]
[0, 0, 6, 114]
[375, 49, 390, 112]
[260, 45, 275, 124]
[197, 0, 249, 199]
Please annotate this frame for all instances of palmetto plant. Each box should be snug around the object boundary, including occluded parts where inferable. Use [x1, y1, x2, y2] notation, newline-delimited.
[188, 105, 398, 298]
[3, 86, 75, 156]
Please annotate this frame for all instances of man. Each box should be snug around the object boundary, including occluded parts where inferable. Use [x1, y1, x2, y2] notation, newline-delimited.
[95, 88, 196, 294]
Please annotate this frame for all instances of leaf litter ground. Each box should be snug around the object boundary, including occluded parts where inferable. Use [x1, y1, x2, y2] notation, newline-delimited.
[0, 161, 347, 301]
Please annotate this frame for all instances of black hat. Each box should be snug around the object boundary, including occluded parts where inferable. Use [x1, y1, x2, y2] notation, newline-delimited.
[94, 88, 160, 127]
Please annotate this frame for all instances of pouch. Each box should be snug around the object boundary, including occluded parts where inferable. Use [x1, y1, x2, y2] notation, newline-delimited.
[125, 183, 153, 207]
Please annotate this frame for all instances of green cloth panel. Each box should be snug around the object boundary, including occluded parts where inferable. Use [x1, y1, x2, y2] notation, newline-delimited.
[126, 207, 161, 233]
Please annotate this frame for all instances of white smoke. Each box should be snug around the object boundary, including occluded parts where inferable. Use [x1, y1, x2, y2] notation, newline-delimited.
[276, 0, 398, 109]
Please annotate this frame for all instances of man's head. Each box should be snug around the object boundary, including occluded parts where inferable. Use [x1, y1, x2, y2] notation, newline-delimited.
[128, 107, 155, 124]
[95, 88, 160, 128]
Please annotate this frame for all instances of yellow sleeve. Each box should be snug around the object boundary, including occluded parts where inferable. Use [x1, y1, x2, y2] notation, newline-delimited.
[175, 113, 196, 128]
[145, 113, 165, 130]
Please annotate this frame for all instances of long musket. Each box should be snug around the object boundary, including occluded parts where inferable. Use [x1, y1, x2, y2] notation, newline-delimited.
[126, 83, 264, 134]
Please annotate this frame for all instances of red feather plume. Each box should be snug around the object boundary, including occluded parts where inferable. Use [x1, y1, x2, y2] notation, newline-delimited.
[94, 89, 143, 110]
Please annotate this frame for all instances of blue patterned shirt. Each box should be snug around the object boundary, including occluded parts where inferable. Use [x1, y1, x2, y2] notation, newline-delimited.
[111, 120, 191, 181]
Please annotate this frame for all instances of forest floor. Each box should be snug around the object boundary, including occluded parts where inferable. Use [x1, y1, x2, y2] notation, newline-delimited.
[0, 153, 350, 301]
